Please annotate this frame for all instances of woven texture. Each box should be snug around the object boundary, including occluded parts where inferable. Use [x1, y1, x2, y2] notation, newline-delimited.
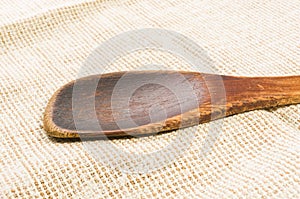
[1, 0, 299, 198]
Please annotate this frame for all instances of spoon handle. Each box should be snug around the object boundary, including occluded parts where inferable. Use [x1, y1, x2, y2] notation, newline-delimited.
[158, 73, 300, 132]
[219, 75, 300, 118]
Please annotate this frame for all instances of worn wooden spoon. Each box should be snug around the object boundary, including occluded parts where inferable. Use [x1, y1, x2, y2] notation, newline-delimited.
[44, 71, 300, 138]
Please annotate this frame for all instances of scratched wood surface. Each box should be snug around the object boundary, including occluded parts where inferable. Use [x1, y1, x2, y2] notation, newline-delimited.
[43, 71, 300, 138]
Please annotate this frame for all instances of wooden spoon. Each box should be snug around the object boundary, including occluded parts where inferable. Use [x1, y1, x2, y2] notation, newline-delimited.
[43, 71, 300, 138]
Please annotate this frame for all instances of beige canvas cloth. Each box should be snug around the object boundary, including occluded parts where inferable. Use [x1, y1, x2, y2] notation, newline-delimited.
[1, 0, 299, 198]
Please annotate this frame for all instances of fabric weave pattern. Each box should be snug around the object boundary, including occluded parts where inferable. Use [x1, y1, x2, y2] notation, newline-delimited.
[0, 0, 299, 198]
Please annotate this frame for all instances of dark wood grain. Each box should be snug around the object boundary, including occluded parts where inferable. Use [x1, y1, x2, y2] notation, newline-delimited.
[43, 71, 300, 138]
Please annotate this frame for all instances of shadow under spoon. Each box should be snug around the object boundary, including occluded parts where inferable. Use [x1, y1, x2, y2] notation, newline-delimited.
[43, 71, 300, 138]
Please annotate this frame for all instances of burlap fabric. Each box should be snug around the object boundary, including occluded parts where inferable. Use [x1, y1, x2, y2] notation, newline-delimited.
[1, 0, 299, 198]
